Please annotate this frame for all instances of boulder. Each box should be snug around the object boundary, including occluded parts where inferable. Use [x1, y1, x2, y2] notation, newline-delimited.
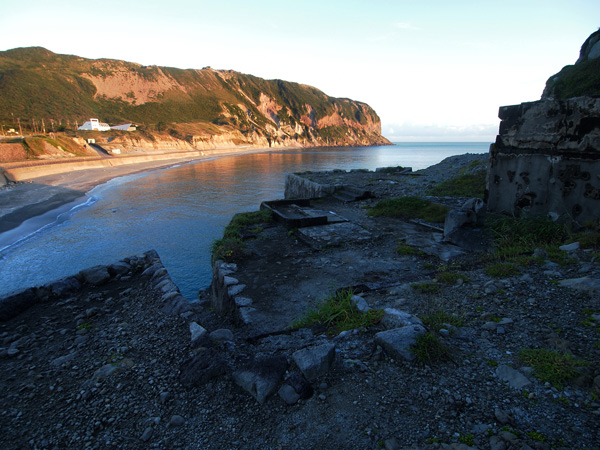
[351, 295, 370, 312]
[108, 261, 131, 276]
[162, 294, 192, 315]
[292, 343, 336, 381]
[179, 348, 227, 388]
[79, 265, 111, 286]
[375, 325, 427, 361]
[189, 322, 207, 345]
[444, 198, 486, 246]
[559, 276, 600, 294]
[282, 371, 313, 402]
[381, 308, 423, 330]
[233, 355, 288, 404]
[45, 276, 81, 297]
[495, 365, 531, 389]
[209, 329, 234, 343]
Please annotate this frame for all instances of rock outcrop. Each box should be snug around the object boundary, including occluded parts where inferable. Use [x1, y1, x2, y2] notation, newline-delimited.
[487, 30, 600, 224]
[486, 96, 600, 224]
[542, 29, 600, 99]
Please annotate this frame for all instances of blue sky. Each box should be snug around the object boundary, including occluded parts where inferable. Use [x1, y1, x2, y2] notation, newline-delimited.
[1, 0, 598, 141]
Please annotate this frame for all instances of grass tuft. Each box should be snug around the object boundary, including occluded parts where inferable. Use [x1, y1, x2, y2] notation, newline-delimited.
[420, 310, 464, 332]
[412, 332, 453, 364]
[292, 288, 383, 334]
[367, 197, 450, 223]
[485, 262, 520, 278]
[411, 282, 440, 294]
[487, 216, 568, 261]
[427, 169, 487, 198]
[436, 270, 467, 284]
[519, 348, 587, 389]
[212, 210, 273, 262]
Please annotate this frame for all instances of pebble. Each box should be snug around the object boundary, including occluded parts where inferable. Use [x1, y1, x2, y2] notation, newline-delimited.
[140, 427, 153, 442]
[169, 415, 185, 427]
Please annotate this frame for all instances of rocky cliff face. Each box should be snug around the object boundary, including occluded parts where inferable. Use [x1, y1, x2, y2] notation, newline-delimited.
[0, 47, 390, 150]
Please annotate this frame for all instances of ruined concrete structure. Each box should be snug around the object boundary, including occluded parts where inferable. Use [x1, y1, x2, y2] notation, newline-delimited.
[486, 95, 600, 224]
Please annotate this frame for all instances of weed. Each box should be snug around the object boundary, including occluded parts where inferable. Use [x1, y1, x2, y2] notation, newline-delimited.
[487, 215, 568, 261]
[292, 288, 383, 334]
[436, 270, 467, 284]
[411, 282, 440, 294]
[500, 426, 520, 437]
[526, 431, 545, 442]
[423, 263, 437, 270]
[427, 170, 487, 198]
[397, 240, 418, 255]
[212, 210, 273, 262]
[211, 237, 245, 263]
[420, 310, 464, 332]
[545, 247, 577, 266]
[412, 332, 453, 364]
[367, 197, 450, 223]
[458, 433, 474, 446]
[485, 263, 520, 278]
[519, 348, 587, 389]
[77, 322, 92, 330]
[487, 360, 499, 367]
[571, 230, 600, 249]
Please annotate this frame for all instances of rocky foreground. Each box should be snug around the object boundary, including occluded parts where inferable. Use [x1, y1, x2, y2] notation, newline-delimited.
[1, 154, 599, 450]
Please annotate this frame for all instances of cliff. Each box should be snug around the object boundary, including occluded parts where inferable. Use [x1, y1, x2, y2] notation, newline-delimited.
[542, 29, 600, 99]
[0, 47, 390, 153]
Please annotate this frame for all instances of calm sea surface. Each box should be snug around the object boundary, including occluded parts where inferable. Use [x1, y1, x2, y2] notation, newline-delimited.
[0, 143, 489, 299]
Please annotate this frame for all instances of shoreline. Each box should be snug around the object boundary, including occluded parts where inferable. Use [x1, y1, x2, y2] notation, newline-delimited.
[0, 146, 290, 245]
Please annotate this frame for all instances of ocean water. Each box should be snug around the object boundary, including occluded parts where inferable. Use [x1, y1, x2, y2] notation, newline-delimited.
[0, 143, 490, 299]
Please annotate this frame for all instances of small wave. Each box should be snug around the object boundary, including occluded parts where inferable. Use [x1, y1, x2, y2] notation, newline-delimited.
[0, 194, 97, 255]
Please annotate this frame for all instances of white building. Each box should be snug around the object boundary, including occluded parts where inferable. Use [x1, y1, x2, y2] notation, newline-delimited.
[78, 118, 111, 131]
[111, 123, 136, 131]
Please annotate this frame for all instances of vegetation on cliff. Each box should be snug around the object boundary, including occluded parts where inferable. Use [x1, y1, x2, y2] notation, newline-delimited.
[542, 29, 600, 99]
[0, 47, 389, 148]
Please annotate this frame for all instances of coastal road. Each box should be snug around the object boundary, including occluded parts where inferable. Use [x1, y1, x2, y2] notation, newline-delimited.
[88, 143, 111, 158]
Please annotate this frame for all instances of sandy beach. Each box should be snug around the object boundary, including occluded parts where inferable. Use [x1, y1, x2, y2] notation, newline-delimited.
[0, 146, 282, 239]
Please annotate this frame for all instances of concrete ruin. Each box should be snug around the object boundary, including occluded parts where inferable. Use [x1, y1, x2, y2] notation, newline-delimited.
[486, 95, 600, 224]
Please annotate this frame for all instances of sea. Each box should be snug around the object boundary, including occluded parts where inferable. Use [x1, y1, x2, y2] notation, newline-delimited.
[0, 142, 490, 299]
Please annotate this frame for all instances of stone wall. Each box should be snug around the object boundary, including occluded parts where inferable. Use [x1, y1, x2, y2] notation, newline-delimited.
[486, 95, 600, 224]
[0, 250, 191, 321]
[284, 173, 337, 199]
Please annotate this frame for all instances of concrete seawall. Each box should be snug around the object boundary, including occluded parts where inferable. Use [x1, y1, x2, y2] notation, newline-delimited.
[1, 150, 215, 183]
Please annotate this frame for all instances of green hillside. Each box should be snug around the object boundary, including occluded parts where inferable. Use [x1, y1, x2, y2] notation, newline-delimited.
[0, 47, 388, 147]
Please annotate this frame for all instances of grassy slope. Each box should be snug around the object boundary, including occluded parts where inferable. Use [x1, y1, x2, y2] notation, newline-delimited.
[0, 47, 383, 144]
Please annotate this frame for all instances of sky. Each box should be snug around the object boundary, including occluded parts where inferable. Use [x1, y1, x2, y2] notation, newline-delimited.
[1, 0, 598, 142]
